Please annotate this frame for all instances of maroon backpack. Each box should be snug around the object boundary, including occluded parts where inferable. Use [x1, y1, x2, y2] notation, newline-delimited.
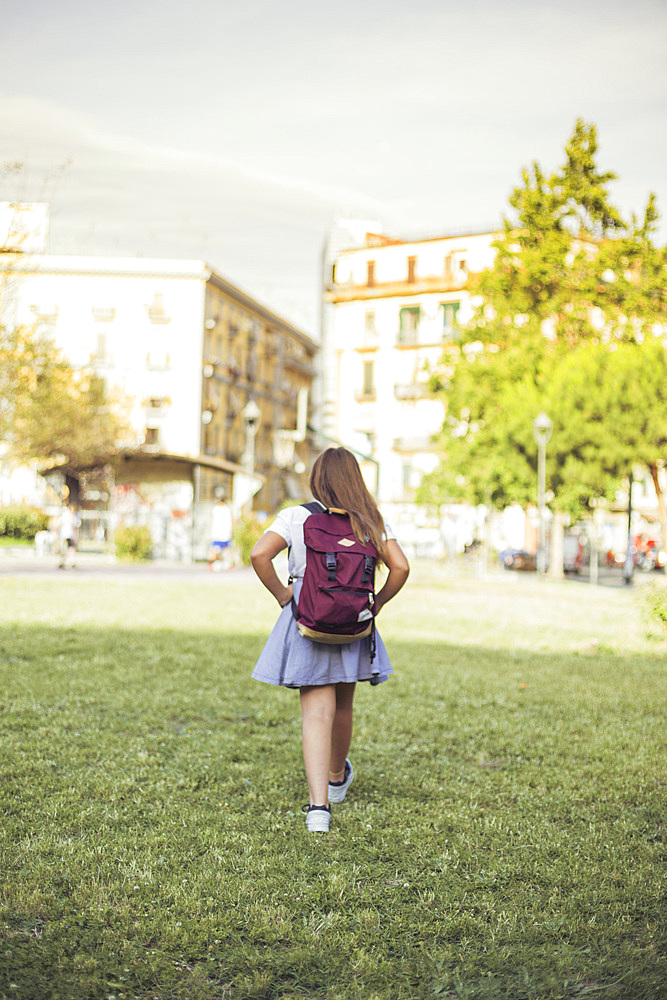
[291, 502, 377, 659]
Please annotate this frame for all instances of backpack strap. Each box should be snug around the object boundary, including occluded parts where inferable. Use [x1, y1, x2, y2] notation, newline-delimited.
[301, 501, 325, 514]
[302, 501, 349, 516]
[361, 554, 375, 585]
[288, 502, 325, 582]
[325, 552, 337, 582]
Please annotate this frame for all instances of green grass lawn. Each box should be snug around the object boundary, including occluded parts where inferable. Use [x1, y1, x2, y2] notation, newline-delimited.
[0, 567, 665, 1000]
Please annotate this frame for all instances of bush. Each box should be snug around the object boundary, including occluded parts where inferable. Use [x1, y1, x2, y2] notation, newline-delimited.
[645, 582, 667, 633]
[233, 511, 263, 566]
[0, 505, 49, 540]
[114, 524, 153, 562]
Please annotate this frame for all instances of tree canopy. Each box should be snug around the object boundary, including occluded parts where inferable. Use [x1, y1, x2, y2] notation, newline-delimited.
[419, 119, 667, 531]
[0, 324, 129, 473]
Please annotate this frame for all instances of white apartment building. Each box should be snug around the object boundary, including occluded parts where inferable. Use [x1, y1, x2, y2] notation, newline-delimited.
[323, 229, 497, 541]
[0, 211, 317, 557]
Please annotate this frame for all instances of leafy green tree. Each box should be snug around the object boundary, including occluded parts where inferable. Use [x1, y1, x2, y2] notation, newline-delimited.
[546, 339, 667, 536]
[0, 324, 129, 477]
[421, 119, 667, 538]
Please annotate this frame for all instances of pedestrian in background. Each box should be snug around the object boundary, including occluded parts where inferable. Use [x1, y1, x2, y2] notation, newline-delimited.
[250, 447, 409, 833]
[208, 494, 234, 571]
[58, 503, 81, 569]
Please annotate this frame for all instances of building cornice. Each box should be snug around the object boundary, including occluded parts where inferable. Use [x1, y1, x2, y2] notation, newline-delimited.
[0, 251, 317, 350]
[325, 275, 480, 303]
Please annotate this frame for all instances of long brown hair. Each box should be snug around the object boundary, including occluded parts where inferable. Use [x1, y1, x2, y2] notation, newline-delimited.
[309, 447, 386, 561]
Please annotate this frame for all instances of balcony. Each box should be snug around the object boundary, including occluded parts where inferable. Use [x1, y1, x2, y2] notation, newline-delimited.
[283, 353, 315, 377]
[393, 436, 436, 453]
[354, 390, 376, 403]
[325, 272, 474, 304]
[393, 383, 432, 401]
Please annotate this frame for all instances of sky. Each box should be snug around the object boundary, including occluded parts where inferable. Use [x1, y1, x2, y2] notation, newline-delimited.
[1, 0, 666, 333]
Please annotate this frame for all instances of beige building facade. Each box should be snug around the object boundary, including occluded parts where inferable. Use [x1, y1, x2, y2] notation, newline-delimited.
[322, 228, 497, 542]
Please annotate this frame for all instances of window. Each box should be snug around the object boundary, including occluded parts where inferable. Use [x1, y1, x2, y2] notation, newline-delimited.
[367, 260, 375, 286]
[402, 463, 412, 492]
[94, 332, 107, 361]
[444, 254, 452, 279]
[398, 306, 420, 344]
[92, 307, 115, 322]
[362, 360, 375, 397]
[363, 310, 377, 344]
[407, 256, 417, 283]
[442, 301, 460, 340]
[144, 427, 159, 447]
[147, 293, 170, 324]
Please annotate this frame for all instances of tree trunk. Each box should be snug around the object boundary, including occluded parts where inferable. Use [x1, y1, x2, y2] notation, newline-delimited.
[649, 462, 667, 548]
[548, 509, 565, 579]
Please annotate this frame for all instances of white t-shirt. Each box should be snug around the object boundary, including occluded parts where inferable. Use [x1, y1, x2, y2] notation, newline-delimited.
[59, 508, 80, 541]
[266, 500, 396, 578]
[211, 503, 233, 542]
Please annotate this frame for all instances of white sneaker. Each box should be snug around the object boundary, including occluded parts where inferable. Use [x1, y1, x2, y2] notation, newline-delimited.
[304, 804, 331, 833]
[328, 758, 354, 803]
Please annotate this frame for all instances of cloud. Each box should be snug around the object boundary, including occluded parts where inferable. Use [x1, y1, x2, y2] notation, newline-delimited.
[1, 0, 666, 329]
[0, 95, 393, 330]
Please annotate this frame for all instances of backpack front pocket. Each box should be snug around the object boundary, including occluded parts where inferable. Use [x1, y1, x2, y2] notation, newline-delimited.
[316, 586, 374, 628]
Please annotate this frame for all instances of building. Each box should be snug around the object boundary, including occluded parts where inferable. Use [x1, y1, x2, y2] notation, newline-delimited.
[322, 227, 497, 541]
[0, 221, 317, 558]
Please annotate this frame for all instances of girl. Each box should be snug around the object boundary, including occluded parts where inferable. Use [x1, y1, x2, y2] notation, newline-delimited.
[250, 447, 410, 833]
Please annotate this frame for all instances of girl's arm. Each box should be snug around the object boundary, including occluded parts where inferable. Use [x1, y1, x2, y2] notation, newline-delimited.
[375, 539, 410, 614]
[250, 531, 293, 607]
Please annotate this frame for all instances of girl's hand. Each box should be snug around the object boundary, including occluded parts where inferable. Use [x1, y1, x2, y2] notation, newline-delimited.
[278, 583, 293, 608]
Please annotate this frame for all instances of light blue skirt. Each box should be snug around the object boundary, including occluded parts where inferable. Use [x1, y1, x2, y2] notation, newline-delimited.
[252, 580, 393, 689]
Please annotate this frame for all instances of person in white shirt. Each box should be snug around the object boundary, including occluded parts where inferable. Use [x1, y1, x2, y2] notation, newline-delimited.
[208, 497, 233, 571]
[250, 447, 409, 833]
[58, 503, 81, 569]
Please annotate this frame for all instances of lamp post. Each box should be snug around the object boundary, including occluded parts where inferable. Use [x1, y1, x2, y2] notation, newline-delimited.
[231, 399, 263, 517]
[533, 412, 553, 574]
[623, 471, 634, 586]
[241, 399, 262, 478]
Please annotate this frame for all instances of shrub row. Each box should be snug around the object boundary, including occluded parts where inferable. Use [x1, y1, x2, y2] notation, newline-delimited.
[645, 583, 667, 632]
[113, 524, 152, 562]
[0, 506, 49, 540]
[233, 511, 264, 565]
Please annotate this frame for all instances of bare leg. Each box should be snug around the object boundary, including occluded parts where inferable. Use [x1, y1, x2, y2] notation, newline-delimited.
[300, 685, 336, 806]
[330, 682, 356, 780]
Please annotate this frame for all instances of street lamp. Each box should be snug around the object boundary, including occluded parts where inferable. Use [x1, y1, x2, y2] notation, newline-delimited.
[241, 399, 262, 478]
[533, 412, 553, 574]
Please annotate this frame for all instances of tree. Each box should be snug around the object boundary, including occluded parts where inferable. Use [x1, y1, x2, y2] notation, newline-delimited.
[546, 340, 667, 539]
[0, 324, 129, 483]
[420, 120, 667, 538]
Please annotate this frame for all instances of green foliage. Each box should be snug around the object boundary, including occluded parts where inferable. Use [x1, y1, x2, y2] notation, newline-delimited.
[114, 524, 153, 561]
[644, 582, 667, 633]
[544, 340, 667, 517]
[423, 119, 667, 520]
[0, 504, 49, 540]
[233, 510, 264, 565]
[0, 324, 129, 469]
[0, 570, 664, 1000]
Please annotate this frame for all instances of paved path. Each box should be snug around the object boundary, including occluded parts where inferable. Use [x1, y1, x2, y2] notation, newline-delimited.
[0, 546, 657, 587]
[0, 548, 254, 581]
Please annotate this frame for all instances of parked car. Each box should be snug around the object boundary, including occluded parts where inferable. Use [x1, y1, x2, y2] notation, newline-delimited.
[563, 534, 585, 574]
[606, 536, 666, 573]
[498, 548, 537, 571]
